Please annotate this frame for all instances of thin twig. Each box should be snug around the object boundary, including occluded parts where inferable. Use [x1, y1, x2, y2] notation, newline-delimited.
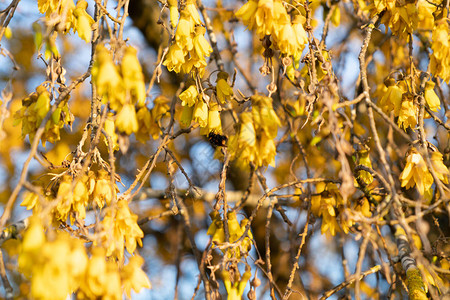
[320, 265, 382, 299]
[197, 0, 224, 71]
[0, 250, 13, 300]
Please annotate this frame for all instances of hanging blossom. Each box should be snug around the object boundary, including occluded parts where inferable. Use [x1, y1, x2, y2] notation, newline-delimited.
[400, 147, 449, 197]
[163, 1, 213, 76]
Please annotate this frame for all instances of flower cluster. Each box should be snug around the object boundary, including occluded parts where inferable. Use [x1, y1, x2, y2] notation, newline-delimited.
[21, 170, 118, 224]
[92, 44, 146, 110]
[13, 85, 74, 146]
[178, 72, 234, 135]
[311, 182, 344, 236]
[235, 0, 308, 59]
[136, 96, 171, 141]
[97, 200, 145, 260]
[207, 211, 253, 259]
[38, 0, 94, 43]
[163, 0, 213, 76]
[311, 182, 372, 236]
[215, 71, 234, 104]
[92, 44, 168, 142]
[400, 147, 449, 198]
[369, 0, 418, 39]
[228, 95, 281, 168]
[18, 218, 150, 300]
[378, 78, 441, 131]
[18, 219, 88, 300]
[430, 20, 450, 83]
[179, 84, 217, 133]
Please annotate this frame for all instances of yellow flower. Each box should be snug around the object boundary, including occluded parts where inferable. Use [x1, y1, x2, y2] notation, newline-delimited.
[222, 268, 252, 299]
[21, 192, 40, 211]
[276, 20, 297, 56]
[424, 81, 440, 112]
[81, 247, 121, 299]
[310, 183, 344, 236]
[73, 0, 94, 43]
[121, 255, 152, 297]
[121, 46, 146, 107]
[136, 106, 155, 141]
[355, 198, 372, 218]
[331, 6, 341, 27]
[100, 200, 144, 259]
[430, 20, 450, 82]
[20, 217, 45, 257]
[235, 0, 258, 30]
[230, 112, 257, 167]
[116, 200, 144, 254]
[175, 12, 194, 51]
[152, 95, 170, 121]
[292, 15, 308, 54]
[92, 44, 124, 110]
[193, 99, 208, 127]
[251, 95, 281, 139]
[371, 0, 418, 39]
[379, 78, 404, 116]
[180, 105, 194, 128]
[258, 133, 277, 167]
[103, 114, 119, 151]
[55, 174, 74, 221]
[92, 170, 115, 208]
[115, 104, 139, 135]
[397, 93, 417, 131]
[38, 0, 58, 14]
[168, 0, 179, 28]
[179, 84, 199, 107]
[271, 0, 289, 37]
[255, 0, 274, 37]
[400, 148, 434, 195]
[417, 0, 436, 30]
[200, 101, 222, 135]
[72, 175, 89, 221]
[183, 54, 208, 75]
[163, 43, 186, 73]
[431, 151, 449, 184]
[192, 26, 213, 60]
[238, 112, 256, 148]
[356, 149, 373, 185]
[215, 71, 233, 104]
[208, 211, 253, 259]
[19, 225, 89, 300]
[185, 0, 202, 25]
[39, 0, 76, 32]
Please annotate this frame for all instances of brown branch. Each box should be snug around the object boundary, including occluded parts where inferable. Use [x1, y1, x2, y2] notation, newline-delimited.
[333, 92, 366, 110]
[354, 227, 372, 300]
[358, 15, 397, 196]
[320, 265, 382, 299]
[197, 0, 224, 71]
[0, 250, 12, 300]
[167, 155, 212, 300]
[0, 0, 20, 43]
[265, 198, 277, 299]
[366, 99, 412, 142]
[282, 213, 310, 300]
[425, 106, 450, 131]
[216, 151, 231, 242]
